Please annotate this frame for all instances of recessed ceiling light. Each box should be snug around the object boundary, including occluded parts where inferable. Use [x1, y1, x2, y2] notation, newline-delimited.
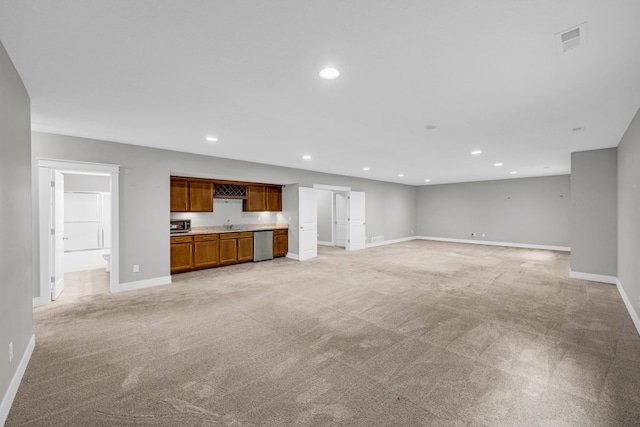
[302, 155, 311, 160]
[510, 171, 518, 174]
[494, 162, 503, 167]
[319, 68, 340, 80]
[471, 150, 482, 155]
[398, 174, 404, 177]
[425, 179, 431, 182]
[206, 136, 218, 142]
[363, 167, 370, 171]
[424, 125, 437, 130]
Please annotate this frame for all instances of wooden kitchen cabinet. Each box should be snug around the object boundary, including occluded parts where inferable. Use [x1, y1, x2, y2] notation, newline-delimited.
[170, 235, 193, 273]
[193, 234, 219, 269]
[219, 232, 253, 265]
[170, 177, 189, 212]
[266, 186, 282, 211]
[237, 234, 254, 262]
[243, 185, 266, 212]
[170, 177, 214, 212]
[243, 184, 282, 212]
[273, 229, 288, 257]
[218, 238, 238, 265]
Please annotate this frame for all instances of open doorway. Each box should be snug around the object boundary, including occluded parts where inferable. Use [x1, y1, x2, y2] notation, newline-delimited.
[36, 159, 120, 307]
[312, 184, 366, 252]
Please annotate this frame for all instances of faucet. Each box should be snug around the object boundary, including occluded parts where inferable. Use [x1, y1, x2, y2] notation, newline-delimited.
[225, 219, 232, 230]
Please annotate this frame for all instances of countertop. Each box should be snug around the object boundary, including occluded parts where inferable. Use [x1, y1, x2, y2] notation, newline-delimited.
[172, 224, 288, 236]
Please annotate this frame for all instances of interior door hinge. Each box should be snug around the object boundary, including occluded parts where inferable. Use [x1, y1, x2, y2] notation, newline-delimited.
[51, 228, 55, 235]
[50, 181, 55, 188]
[50, 276, 55, 283]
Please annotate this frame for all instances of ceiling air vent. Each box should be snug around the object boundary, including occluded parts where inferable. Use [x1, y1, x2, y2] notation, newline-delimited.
[556, 23, 587, 53]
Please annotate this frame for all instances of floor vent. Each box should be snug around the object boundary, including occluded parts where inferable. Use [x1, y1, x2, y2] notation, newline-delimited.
[556, 23, 587, 53]
[372, 236, 384, 244]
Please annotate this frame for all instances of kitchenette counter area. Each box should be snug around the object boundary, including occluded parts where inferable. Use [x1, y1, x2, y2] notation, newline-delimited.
[170, 224, 289, 274]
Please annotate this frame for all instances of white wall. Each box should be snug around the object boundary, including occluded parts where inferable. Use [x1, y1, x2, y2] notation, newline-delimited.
[0, 39, 33, 424]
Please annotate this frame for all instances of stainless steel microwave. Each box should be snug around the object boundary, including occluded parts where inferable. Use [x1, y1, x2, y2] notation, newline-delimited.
[170, 219, 191, 233]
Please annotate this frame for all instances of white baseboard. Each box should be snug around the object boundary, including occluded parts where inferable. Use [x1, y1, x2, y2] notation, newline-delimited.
[317, 241, 334, 247]
[32, 297, 47, 308]
[569, 270, 618, 285]
[286, 253, 299, 260]
[366, 236, 416, 248]
[417, 236, 571, 252]
[616, 278, 640, 336]
[113, 276, 171, 293]
[1, 334, 35, 426]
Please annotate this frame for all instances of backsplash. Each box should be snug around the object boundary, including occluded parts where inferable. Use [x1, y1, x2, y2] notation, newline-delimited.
[170, 199, 288, 227]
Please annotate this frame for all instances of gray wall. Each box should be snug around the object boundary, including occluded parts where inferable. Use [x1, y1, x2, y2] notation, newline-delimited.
[618, 107, 640, 322]
[0, 40, 33, 417]
[570, 149, 617, 276]
[316, 189, 333, 243]
[416, 175, 571, 247]
[31, 132, 417, 293]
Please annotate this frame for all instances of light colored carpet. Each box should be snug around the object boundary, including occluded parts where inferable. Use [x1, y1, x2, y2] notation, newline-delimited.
[7, 240, 640, 426]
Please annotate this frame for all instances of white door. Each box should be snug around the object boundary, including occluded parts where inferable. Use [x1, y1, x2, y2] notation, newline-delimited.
[51, 171, 65, 300]
[347, 191, 366, 251]
[335, 193, 347, 247]
[298, 187, 318, 261]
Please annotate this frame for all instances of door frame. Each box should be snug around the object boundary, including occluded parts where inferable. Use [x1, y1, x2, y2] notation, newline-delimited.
[36, 158, 120, 306]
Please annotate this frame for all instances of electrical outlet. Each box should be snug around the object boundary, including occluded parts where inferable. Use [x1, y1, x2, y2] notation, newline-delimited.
[482, 233, 486, 237]
[133, 264, 140, 273]
[9, 341, 13, 362]
[471, 232, 477, 237]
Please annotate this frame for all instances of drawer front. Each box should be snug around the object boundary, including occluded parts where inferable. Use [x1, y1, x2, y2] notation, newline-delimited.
[171, 235, 193, 244]
[194, 234, 219, 242]
[219, 232, 253, 240]
[273, 229, 288, 236]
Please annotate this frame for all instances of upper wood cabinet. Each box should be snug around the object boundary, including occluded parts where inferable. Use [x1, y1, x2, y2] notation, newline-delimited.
[266, 186, 282, 211]
[243, 185, 282, 212]
[170, 178, 189, 212]
[170, 177, 214, 212]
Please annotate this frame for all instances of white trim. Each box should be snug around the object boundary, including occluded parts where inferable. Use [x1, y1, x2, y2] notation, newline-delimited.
[313, 184, 351, 192]
[365, 236, 415, 248]
[569, 270, 618, 285]
[37, 158, 120, 173]
[286, 253, 299, 261]
[32, 296, 47, 308]
[37, 159, 120, 302]
[417, 236, 571, 252]
[0, 334, 35, 426]
[617, 278, 640, 336]
[317, 240, 334, 246]
[113, 276, 171, 293]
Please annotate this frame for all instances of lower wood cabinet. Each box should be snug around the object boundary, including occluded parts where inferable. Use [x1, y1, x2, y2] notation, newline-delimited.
[193, 234, 219, 269]
[273, 229, 288, 257]
[171, 229, 286, 274]
[219, 232, 253, 265]
[170, 235, 194, 273]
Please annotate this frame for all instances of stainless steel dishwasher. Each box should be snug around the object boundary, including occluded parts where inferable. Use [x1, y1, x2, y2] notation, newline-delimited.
[253, 230, 274, 262]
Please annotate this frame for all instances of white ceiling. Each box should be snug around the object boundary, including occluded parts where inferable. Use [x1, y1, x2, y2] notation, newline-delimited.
[1, 0, 639, 186]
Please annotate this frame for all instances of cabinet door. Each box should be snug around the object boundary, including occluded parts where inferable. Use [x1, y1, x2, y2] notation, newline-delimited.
[219, 238, 238, 265]
[237, 236, 254, 262]
[189, 181, 215, 212]
[274, 230, 288, 257]
[243, 185, 266, 212]
[266, 186, 282, 212]
[170, 178, 189, 212]
[194, 238, 219, 269]
[171, 243, 193, 273]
